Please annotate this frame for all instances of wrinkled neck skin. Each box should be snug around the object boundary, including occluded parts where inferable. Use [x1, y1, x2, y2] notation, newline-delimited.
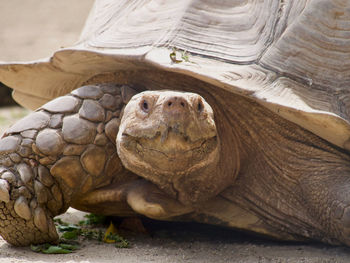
[117, 90, 240, 205]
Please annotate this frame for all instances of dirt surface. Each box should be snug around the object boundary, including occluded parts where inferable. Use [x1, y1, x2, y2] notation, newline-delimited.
[1, 208, 350, 263]
[1, 1, 350, 262]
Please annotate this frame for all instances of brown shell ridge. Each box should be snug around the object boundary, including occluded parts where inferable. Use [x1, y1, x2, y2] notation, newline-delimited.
[80, 0, 289, 63]
[0, 59, 89, 109]
[2, 46, 350, 150]
[259, 0, 350, 101]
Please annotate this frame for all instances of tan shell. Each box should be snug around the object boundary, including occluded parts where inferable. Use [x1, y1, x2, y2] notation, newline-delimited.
[0, 0, 350, 149]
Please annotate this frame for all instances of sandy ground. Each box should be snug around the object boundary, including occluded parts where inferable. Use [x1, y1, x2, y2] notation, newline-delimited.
[1, 0, 350, 262]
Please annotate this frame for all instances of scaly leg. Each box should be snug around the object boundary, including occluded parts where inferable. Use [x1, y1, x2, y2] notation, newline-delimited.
[0, 84, 135, 245]
[74, 179, 193, 220]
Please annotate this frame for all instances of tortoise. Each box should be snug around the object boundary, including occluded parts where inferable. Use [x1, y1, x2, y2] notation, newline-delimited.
[0, 0, 350, 247]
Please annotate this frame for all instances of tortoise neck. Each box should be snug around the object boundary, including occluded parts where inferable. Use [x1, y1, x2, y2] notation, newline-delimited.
[210, 85, 350, 185]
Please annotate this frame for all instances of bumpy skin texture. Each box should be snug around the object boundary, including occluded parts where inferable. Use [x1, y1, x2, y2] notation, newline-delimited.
[0, 84, 132, 246]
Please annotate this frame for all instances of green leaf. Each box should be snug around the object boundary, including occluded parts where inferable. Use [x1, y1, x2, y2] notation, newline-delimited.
[42, 246, 72, 254]
[31, 243, 77, 254]
[59, 243, 79, 251]
[79, 214, 106, 226]
[169, 48, 183, 63]
[30, 244, 43, 252]
[115, 239, 129, 248]
[62, 230, 79, 240]
[181, 51, 190, 62]
[104, 232, 129, 248]
[58, 224, 80, 232]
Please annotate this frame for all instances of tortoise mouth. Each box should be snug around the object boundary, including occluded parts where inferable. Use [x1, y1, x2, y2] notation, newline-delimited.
[118, 130, 218, 173]
[120, 131, 218, 156]
[137, 137, 216, 159]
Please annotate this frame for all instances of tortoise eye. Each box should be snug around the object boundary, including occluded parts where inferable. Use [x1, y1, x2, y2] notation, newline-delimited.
[141, 99, 149, 112]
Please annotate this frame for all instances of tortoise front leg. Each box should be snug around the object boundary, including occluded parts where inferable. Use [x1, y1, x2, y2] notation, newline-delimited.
[0, 83, 134, 246]
[74, 179, 193, 220]
[125, 180, 193, 219]
[0, 138, 61, 246]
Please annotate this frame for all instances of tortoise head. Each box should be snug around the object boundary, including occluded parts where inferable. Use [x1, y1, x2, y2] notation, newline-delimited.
[116, 90, 220, 205]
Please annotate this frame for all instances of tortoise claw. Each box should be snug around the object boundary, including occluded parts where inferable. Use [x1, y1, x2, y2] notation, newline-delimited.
[34, 207, 48, 232]
[14, 196, 31, 220]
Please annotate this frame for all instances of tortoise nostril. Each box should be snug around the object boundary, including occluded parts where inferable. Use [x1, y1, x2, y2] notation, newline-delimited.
[164, 96, 188, 114]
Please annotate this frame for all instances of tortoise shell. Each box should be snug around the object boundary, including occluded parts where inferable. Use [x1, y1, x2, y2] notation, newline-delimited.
[0, 0, 349, 149]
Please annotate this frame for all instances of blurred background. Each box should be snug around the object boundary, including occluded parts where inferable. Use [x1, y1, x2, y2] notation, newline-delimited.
[0, 0, 94, 134]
